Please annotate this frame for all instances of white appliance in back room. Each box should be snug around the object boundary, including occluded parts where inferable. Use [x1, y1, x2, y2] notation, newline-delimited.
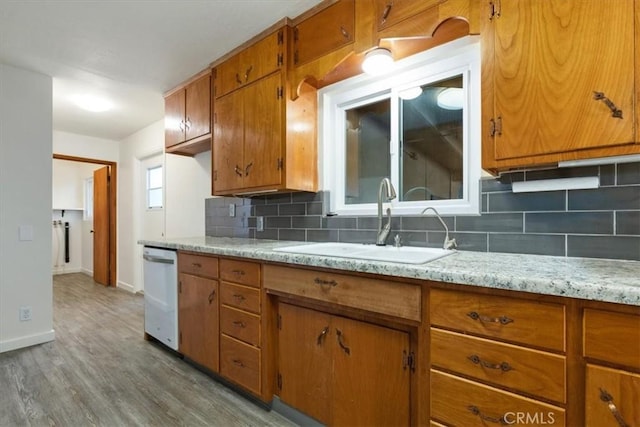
[143, 246, 178, 350]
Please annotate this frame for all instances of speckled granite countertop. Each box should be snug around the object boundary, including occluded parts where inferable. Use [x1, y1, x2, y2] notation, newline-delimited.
[140, 237, 640, 307]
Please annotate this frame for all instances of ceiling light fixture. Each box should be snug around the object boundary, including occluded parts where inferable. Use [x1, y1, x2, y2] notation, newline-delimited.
[437, 87, 464, 110]
[399, 86, 423, 100]
[362, 48, 394, 76]
[72, 94, 113, 112]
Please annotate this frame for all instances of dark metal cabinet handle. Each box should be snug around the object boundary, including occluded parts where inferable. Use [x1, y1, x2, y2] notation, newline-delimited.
[314, 277, 338, 287]
[244, 163, 253, 177]
[467, 311, 513, 325]
[593, 91, 623, 119]
[317, 326, 329, 346]
[192, 262, 202, 268]
[234, 165, 243, 177]
[340, 26, 350, 39]
[244, 65, 253, 82]
[600, 388, 630, 427]
[232, 269, 246, 276]
[235, 73, 242, 85]
[232, 320, 245, 328]
[232, 359, 244, 367]
[467, 405, 506, 424]
[380, 3, 392, 24]
[232, 294, 246, 301]
[336, 329, 350, 355]
[208, 290, 216, 304]
[468, 354, 512, 372]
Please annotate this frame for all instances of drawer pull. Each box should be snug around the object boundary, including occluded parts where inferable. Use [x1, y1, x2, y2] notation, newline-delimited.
[317, 326, 329, 346]
[340, 26, 350, 40]
[235, 73, 242, 85]
[467, 405, 506, 424]
[208, 290, 216, 304]
[232, 294, 246, 301]
[380, 3, 392, 24]
[336, 329, 351, 355]
[232, 359, 244, 367]
[192, 262, 202, 268]
[232, 320, 246, 328]
[467, 311, 513, 325]
[593, 91, 623, 119]
[599, 388, 630, 427]
[314, 277, 338, 287]
[231, 269, 246, 276]
[467, 354, 512, 372]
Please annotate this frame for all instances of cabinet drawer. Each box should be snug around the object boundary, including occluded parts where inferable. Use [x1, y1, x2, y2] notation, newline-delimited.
[375, 0, 443, 32]
[178, 252, 218, 278]
[220, 335, 261, 395]
[584, 309, 640, 369]
[221, 306, 260, 347]
[586, 364, 640, 426]
[264, 265, 421, 322]
[220, 282, 260, 314]
[431, 328, 566, 403]
[430, 289, 565, 351]
[431, 370, 565, 426]
[220, 259, 260, 288]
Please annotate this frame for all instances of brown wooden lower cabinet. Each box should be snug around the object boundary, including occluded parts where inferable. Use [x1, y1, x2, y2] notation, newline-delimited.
[277, 302, 411, 426]
[178, 272, 219, 373]
[585, 364, 640, 426]
[220, 335, 261, 395]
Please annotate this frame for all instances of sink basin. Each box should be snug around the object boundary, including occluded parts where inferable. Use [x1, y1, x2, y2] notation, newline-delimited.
[273, 242, 455, 265]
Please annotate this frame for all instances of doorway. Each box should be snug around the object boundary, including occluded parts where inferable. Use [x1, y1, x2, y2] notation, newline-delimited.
[53, 154, 117, 287]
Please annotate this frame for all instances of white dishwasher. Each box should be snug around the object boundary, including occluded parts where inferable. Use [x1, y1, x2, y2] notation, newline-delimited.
[143, 246, 178, 350]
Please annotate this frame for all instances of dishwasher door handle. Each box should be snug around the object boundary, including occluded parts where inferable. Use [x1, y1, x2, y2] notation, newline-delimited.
[143, 254, 175, 264]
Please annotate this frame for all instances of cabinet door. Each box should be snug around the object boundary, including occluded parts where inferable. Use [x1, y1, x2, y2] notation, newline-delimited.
[332, 316, 410, 427]
[243, 73, 283, 189]
[185, 74, 211, 141]
[241, 29, 283, 87]
[375, 0, 443, 32]
[178, 273, 219, 373]
[490, 0, 635, 160]
[216, 54, 242, 99]
[164, 89, 185, 148]
[213, 90, 244, 193]
[278, 303, 332, 425]
[586, 364, 640, 426]
[293, 0, 355, 66]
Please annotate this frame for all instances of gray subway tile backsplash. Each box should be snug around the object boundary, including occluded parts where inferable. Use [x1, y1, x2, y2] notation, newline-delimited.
[205, 162, 640, 261]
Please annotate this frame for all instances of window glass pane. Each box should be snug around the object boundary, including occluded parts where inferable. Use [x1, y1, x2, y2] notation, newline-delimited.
[148, 188, 163, 209]
[84, 178, 93, 220]
[400, 76, 463, 201]
[148, 166, 163, 189]
[344, 98, 391, 205]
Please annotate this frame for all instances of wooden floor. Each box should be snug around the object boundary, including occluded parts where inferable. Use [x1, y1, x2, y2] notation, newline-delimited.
[0, 273, 296, 427]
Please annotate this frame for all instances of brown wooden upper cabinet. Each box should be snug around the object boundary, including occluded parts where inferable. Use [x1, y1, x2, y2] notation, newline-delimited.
[292, 0, 355, 67]
[375, 0, 444, 32]
[482, 0, 638, 173]
[215, 29, 284, 98]
[164, 73, 211, 153]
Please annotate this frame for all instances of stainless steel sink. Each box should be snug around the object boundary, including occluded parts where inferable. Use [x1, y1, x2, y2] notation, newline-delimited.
[273, 242, 455, 264]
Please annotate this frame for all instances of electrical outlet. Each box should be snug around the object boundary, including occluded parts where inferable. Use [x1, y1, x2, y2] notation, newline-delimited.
[229, 203, 236, 217]
[256, 216, 264, 232]
[19, 306, 32, 321]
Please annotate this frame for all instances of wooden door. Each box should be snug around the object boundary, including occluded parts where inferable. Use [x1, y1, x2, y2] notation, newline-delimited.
[332, 315, 411, 426]
[185, 74, 211, 141]
[93, 166, 110, 286]
[243, 73, 283, 190]
[164, 89, 186, 148]
[213, 90, 244, 194]
[586, 364, 640, 426]
[492, 0, 635, 160]
[278, 303, 332, 425]
[178, 273, 220, 373]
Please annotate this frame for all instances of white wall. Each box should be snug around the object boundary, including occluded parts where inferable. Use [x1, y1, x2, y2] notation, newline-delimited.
[53, 130, 119, 162]
[118, 119, 211, 294]
[0, 63, 55, 352]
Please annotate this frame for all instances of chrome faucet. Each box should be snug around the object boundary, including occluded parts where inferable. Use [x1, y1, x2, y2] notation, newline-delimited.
[421, 207, 457, 250]
[376, 178, 397, 246]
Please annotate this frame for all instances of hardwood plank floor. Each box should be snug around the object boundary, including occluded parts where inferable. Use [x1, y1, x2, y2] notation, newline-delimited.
[0, 273, 296, 427]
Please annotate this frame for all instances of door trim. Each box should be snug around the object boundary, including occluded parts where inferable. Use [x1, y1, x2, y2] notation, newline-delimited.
[53, 154, 117, 287]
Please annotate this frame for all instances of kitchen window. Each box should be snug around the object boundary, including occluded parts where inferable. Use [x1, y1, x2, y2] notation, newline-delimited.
[319, 37, 481, 216]
[146, 165, 163, 210]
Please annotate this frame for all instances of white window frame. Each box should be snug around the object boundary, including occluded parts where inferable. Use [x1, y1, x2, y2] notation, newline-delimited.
[319, 36, 481, 216]
[146, 164, 164, 210]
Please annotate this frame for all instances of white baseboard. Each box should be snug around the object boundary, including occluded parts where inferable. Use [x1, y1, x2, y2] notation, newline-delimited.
[81, 268, 93, 276]
[117, 280, 136, 294]
[52, 267, 82, 275]
[0, 329, 56, 353]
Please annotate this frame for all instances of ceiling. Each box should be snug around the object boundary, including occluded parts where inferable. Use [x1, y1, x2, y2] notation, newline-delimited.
[0, 0, 322, 140]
